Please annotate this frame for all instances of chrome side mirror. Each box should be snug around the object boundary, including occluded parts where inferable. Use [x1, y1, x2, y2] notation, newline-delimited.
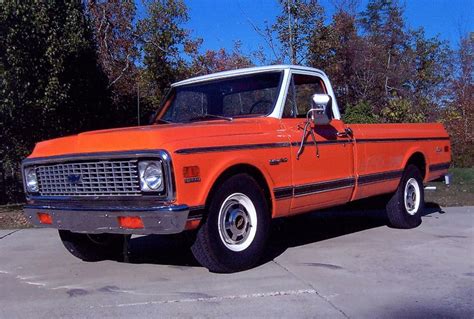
[309, 94, 331, 125]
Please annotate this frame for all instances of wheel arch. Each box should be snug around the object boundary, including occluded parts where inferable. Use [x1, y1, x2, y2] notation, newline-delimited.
[403, 151, 427, 181]
[204, 163, 274, 219]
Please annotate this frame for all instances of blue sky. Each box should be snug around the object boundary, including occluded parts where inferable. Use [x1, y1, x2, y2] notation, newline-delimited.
[139, 0, 473, 58]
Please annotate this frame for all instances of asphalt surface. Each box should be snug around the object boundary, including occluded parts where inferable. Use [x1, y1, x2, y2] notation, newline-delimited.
[0, 206, 472, 318]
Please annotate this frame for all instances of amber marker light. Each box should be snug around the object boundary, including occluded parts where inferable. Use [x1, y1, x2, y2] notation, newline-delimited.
[183, 166, 200, 178]
[117, 216, 144, 229]
[37, 212, 53, 225]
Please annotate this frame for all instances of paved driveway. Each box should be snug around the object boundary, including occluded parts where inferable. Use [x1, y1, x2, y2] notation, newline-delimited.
[0, 206, 472, 318]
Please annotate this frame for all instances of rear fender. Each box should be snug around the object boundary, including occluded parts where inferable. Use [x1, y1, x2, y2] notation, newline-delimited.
[401, 148, 428, 182]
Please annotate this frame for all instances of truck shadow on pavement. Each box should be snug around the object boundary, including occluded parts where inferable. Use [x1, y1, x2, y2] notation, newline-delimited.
[125, 198, 445, 270]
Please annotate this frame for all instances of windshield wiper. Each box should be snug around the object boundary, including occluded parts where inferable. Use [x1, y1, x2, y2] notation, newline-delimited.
[188, 114, 233, 122]
[155, 118, 172, 124]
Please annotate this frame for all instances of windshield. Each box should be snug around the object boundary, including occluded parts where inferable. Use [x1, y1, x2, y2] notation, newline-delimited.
[158, 71, 283, 123]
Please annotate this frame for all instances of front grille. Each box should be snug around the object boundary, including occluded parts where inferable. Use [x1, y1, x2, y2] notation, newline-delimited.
[35, 160, 141, 197]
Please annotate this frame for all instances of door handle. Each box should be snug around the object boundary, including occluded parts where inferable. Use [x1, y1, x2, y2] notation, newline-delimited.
[336, 127, 353, 138]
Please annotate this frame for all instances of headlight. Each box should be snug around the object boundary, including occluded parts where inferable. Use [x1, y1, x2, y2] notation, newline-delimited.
[25, 167, 39, 193]
[138, 161, 164, 192]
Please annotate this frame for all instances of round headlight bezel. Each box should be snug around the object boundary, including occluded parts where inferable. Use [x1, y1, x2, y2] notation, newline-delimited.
[138, 161, 164, 192]
[25, 167, 39, 193]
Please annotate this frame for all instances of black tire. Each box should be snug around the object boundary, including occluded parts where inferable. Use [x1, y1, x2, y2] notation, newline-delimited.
[191, 174, 270, 273]
[58, 230, 129, 262]
[386, 164, 424, 229]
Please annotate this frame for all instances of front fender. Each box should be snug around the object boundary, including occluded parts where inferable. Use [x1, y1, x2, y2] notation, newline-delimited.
[173, 152, 277, 209]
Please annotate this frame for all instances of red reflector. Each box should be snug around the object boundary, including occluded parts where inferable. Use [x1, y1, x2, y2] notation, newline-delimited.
[37, 213, 52, 225]
[117, 216, 144, 229]
[185, 219, 201, 230]
[444, 146, 449, 152]
[183, 166, 200, 178]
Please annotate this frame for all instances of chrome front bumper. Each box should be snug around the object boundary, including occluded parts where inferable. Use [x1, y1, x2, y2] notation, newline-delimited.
[24, 204, 189, 235]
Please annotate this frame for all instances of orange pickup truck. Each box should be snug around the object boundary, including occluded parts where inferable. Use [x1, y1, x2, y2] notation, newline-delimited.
[22, 65, 451, 272]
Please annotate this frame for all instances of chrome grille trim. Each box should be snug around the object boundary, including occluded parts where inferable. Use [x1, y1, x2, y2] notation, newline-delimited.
[35, 160, 141, 197]
[22, 150, 175, 201]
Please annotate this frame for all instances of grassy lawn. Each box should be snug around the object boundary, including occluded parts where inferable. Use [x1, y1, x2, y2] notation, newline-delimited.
[425, 168, 474, 207]
[0, 168, 472, 230]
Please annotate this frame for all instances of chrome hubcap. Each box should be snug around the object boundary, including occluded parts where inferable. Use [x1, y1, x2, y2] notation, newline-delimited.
[404, 178, 421, 215]
[218, 193, 257, 252]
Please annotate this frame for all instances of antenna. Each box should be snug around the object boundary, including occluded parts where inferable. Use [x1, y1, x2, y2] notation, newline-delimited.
[137, 82, 140, 126]
[288, 0, 294, 64]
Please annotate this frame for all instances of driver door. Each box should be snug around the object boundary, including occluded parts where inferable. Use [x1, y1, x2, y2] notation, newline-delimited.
[280, 72, 355, 213]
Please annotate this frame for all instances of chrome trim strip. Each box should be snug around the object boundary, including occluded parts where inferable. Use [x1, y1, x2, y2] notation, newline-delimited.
[293, 177, 356, 197]
[175, 142, 291, 155]
[24, 204, 188, 212]
[274, 186, 293, 200]
[273, 177, 355, 200]
[290, 140, 350, 147]
[175, 137, 447, 155]
[357, 169, 404, 185]
[357, 137, 449, 143]
[429, 162, 451, 171]
[22, 150, 167, 164]
[273, 170, 404, 200]
[22, 150, 176, 202]
[24, 205, 189, 235]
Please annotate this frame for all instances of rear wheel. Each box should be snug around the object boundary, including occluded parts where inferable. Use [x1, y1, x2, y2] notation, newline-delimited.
[191, 174, 270, 273]
[58, 230, 129, 262]
[386, 165, 424, 229]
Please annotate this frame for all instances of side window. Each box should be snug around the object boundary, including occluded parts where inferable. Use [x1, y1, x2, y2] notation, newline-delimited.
[283, 74, 326, 118]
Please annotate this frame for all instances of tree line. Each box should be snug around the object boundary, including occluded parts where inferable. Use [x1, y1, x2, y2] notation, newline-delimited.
[0, 0, 472, 203]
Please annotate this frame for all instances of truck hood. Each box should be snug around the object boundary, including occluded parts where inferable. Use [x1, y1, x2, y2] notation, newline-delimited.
[29, 119, 268, 159]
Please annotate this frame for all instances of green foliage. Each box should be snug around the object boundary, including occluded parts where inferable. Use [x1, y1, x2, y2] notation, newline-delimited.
[274, 0, 324, 64]
[0, 1, 110, 203]
[87, 1, 140, 126]
[380, 97, 425, 123]
[138, 0, 191, 111]
[342, 101, 380, 124]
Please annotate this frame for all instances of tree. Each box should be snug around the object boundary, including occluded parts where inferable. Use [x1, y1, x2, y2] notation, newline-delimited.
[274, 0, 325, 64]
[443, 34, 474, 167]
[189, 41, 253, 76]
[0, 1, 109, 202]
[137, 0, 193, 113]
[359, 0, 409, 108]
[404, 29, 452, 120]
[343, 101, 380, 124]
[87, 0, 140, 126]
[309, 8, 360, 111]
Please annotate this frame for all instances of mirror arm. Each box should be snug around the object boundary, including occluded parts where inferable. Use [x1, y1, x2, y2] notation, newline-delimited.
[296, 110, 320, 160]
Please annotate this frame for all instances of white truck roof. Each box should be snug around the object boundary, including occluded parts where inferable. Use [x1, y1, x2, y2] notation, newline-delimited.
[172, 65, 328, 87]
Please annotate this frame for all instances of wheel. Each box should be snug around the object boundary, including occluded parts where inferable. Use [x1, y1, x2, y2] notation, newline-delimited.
[386, 165, 424, 229]
[191, 174, 270, 273]
[58, 230, 129, 262]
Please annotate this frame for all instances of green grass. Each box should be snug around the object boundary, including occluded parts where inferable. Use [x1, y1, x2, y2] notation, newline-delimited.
[425, 168, 474, 207]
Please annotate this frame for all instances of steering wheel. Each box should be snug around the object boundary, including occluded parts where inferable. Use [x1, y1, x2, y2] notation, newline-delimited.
[249, 99, 273, 114]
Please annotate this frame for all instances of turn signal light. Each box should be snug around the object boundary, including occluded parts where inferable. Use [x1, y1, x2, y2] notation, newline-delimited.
[37, 212, 52, 225]
[183, 166, 200, 178]
[117, 216, 144, 229]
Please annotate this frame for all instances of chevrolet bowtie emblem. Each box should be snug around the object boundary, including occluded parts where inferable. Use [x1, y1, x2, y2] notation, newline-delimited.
[67, 174, 82, 185]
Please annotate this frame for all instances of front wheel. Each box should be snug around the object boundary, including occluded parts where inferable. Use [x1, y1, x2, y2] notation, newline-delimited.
[58, 230, 129, 262]
[386, 165, 424, 229]
[191, 174, 270, 273]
